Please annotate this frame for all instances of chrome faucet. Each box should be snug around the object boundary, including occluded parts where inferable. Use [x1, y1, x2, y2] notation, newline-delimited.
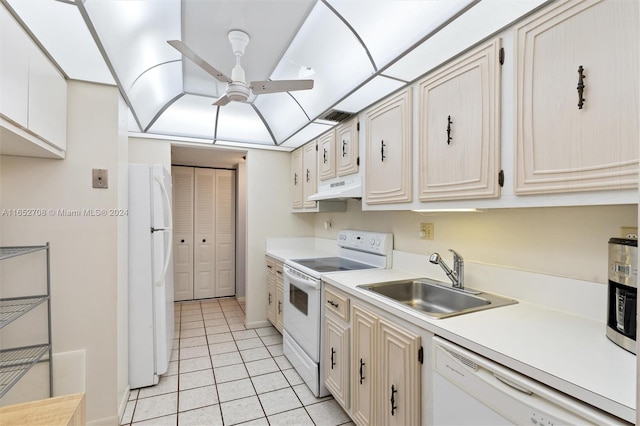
[429, 249, 464, 289]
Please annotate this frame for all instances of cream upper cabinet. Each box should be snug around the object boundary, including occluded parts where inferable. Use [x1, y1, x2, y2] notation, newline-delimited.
[514, 0, 639, 194]
[318, 131, 337, 181]
[291, 147, 304, 209]
[0, 5, 67, 154]
[302, 141, 318, 209]
[336, 118, 359, 177]
[418, 38, 502, 201]
[364, 88, 412, 205]
[0, 6, 29, 127]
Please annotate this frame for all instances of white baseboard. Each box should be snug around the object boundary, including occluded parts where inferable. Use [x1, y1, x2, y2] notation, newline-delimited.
[245, 320, 272, 329]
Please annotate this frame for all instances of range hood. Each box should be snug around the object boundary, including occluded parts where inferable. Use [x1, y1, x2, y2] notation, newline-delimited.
[308, 176, 362, 201]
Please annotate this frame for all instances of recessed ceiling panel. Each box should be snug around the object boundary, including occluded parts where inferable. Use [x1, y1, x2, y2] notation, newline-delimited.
[271, 2, 375, 120]
[128, 62, 183, 130]
[384, 0, 550, 82]
[280, 122, 335, 149]
[6, 0, 113, 84]
[333, 76, 406, 113]
[181, 0, 316, 95]
[253, 93, 310, 143]
[216, 103, 274, 145]
[147, 94, 218, 139]
[327, 0, 475, 70]
[83, 0, 181, 91]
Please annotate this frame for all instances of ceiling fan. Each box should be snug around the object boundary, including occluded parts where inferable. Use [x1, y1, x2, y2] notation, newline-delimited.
[168, 30, 314, 106]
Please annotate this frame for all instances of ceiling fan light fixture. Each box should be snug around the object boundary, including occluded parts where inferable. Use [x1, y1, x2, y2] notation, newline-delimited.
[226, 82, 250, 102]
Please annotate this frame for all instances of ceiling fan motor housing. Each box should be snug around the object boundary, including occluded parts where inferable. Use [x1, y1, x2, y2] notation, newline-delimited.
[226, 82, 250, 102]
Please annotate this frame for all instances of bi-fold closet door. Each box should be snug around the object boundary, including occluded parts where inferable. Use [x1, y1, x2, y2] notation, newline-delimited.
[172, 166, 236, 301]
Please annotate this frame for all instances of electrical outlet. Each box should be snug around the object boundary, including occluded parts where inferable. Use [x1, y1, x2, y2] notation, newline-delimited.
[620, 226, 638, 239]
[420, 223, 434, 240]
[92, 168, 109, 189]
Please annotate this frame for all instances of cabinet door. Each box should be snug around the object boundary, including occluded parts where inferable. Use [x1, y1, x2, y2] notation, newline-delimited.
[27, 42, 67, 150]
[514, 0, 639, 194]
[214, 170, 235, 297]
[291, 147, 303, 209]
[194, 168, 216, 299]
[172, 166, 195, 302]
[377, 317, 421, 426]
[267, 276, 276, 326]
[336, 118, 359, 177]
[303, 141, 318, 208]
[324, 315, 350, 409]
[365, 89, 412, 204]
[352, 305, 377, 426]
[0, 6, 29, 127]
[418, 38, 501, 201]
[319, 131, 337, 181]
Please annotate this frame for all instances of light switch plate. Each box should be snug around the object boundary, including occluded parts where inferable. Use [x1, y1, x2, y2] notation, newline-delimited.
[92, 169, 108, 189]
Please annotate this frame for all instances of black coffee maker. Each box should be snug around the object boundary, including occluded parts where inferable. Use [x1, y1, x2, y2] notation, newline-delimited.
[606, 238, 637, 354]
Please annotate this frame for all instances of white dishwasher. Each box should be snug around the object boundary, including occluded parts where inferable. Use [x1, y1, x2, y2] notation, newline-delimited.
[432, 336, 629, 425]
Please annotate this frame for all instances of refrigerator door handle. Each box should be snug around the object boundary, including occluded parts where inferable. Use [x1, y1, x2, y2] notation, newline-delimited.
[154, 174, 173, 287]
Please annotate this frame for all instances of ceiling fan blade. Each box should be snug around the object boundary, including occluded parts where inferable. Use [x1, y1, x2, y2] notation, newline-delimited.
[250, 79, 314, 94]
[167, 40, 232, 83]
[213, 94, 231, 107]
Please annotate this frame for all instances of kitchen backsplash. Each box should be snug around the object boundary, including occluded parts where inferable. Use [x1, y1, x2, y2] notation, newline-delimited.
[313, 200, 637, 285]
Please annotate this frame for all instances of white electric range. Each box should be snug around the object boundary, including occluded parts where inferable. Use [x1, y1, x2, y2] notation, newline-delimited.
[282, 230, 393, 397]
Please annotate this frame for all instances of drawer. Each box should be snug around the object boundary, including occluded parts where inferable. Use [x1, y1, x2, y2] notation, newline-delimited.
[324, 286, 350, 322]
[275, 261, 284, 282]
[266, 256, 275, 275]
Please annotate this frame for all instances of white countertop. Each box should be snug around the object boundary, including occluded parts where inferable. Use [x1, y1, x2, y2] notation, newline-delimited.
[320, 268, 636, 423]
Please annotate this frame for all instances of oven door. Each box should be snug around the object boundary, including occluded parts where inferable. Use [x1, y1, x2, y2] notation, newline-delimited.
[283, 264, 322, 362]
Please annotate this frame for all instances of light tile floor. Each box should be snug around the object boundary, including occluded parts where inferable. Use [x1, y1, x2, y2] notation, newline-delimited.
[121, 298, 353, 426]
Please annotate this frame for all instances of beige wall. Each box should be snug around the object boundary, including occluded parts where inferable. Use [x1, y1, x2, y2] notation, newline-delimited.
[244, 149, 314, 327]
[0, 81, 126, 423]
[313, 201, 637, 284]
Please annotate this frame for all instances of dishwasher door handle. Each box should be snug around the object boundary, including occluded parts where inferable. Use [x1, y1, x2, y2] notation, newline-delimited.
[493, 373, 533, 395]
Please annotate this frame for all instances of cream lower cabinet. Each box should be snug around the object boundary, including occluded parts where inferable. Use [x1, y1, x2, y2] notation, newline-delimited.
[265, 256, 284, 333]
[351, 303, 421, 426]
[266, 256, 276, 326]
[514, 0, 639, 194]
[323, 284, 422, 426]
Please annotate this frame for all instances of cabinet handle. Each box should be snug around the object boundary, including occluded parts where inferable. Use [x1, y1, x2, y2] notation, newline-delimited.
[390, 384, 397, 416]
[331, 347, 336, 369]
[327, 300, 339, 308]
[359, 358, 365, 384]
[306, 169, 310, 182]
[202, 239, 206, 243]
[342, 140, 347, 157]
[268, 292, 272, 305]
[276, 270, 282, 275]
[577, 65, 586, 109]
[380, 140, 386, 162]
[294, 173, 298, 185]
[267, 265, 273, 269]
[446, 115, 453, 145]
[323, 148, 328, 164]
[278, 300, 282, 314]
[181, 239, 185, 243]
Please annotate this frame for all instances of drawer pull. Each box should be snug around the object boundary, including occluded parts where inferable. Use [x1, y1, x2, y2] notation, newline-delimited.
[331, 347, 336, 369]
[390, 384, 397, 416]
[577, 65, 586, 109]
[327, 300, 339, 309]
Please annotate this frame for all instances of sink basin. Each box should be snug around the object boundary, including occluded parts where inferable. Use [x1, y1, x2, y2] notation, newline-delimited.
[357, 278, 517, 319]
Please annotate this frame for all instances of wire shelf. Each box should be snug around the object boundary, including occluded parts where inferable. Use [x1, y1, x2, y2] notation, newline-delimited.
[0, 245, 48, 261]
[0, 344, 50, 398]
[0, 296, 49, 329]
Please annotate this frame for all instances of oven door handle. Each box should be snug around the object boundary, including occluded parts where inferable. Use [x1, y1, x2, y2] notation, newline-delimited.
[284, 267, 321, 290]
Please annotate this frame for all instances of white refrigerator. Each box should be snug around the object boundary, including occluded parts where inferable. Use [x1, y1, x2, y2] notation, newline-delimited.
[128, 164, 175, 389]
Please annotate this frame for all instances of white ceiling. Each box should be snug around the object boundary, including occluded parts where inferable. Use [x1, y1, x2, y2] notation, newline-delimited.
[3, 0, 550, 152]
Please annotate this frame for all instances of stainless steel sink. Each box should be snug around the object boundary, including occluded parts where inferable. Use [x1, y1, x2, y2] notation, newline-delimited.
[357, 278, 517, 319]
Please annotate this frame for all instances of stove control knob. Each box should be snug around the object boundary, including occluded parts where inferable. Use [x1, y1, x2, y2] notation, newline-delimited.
[370, 238, 375, 246]
[375, 239, 381, 246]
